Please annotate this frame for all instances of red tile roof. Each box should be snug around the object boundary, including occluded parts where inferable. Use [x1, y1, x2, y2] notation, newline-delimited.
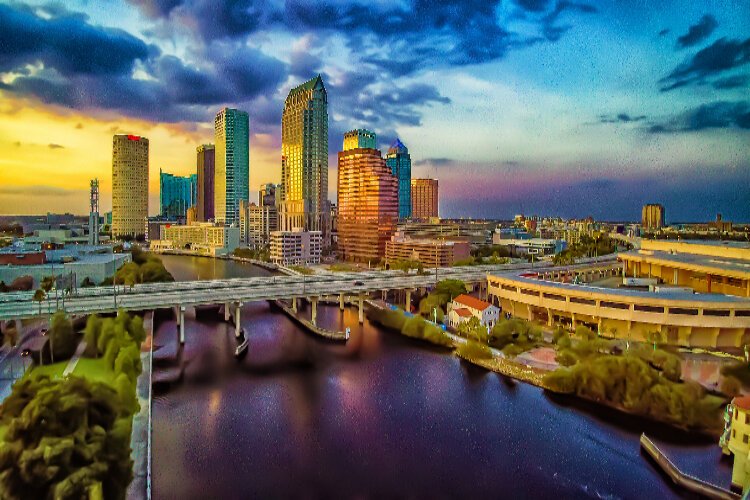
[733, 396, 750, 411]
[453, 294, 493, 312]
[454, 308, 473, 318]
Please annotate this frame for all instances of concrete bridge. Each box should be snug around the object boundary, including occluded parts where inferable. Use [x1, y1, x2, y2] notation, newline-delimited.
[0, 256, 618, 343]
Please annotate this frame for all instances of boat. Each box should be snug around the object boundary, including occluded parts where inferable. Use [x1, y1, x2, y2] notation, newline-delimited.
[234, 337, 249, 357]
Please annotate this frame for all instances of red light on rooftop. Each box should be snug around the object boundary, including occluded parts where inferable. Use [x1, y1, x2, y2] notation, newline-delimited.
[127, 135, 141, 141]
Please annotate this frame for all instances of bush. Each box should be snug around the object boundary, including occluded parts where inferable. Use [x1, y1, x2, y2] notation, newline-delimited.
[544, 369, 577, 393]
[556, 349, 579, 367]
[369, 308, 407, 331]
[720, 376, 743, 397]
[456, 340, 493, 360]
[423, 323, 453, 347]
[574, 325, 597, 340]
[721, 362, 750, 387]
[401, 315, 426, 339]
[49, 311, 78, 360]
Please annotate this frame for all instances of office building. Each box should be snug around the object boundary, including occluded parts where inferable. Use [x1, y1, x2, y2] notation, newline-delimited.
[196, 144, 215, 221]
[215, 108, 249, 226]
[280, 75, 328, 232]
[160, 169, 197, 218]
[112, 134, 149, 239]
[270, 229, 322, 266]
[385, 234, 471, 268]
[88, 179, 100, 246]
[337, 131, 399, 263]
[411, 178, 439, 220]
[150, 223, 240, 256]
[343, 129, 376, 150]
[258, 183, 278, 207]
[239, 201, 278, 248]
[385, 138, 412, 219]
[642, 203, 665, 230]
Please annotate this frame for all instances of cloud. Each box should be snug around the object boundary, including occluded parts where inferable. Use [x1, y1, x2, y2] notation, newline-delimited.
[48, 143, 64, 149]
[658, 28, 670, 37]
[0, 185, 76, 196]
[413, 158, 454, 167]
[599, 113, 647, 124]
[660, 37, 750, 91]
[676, 14, 718, 48]
[647, 101, 750, 133]
[711, 74, 749, 90]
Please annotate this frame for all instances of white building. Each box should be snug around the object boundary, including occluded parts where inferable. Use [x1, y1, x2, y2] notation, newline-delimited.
[270, 228, 322, 266]
[239, 201, 278, 248]
[447, 294, 500, 329]
[150, 223, 239, 256]
[491, 235, 566, 256]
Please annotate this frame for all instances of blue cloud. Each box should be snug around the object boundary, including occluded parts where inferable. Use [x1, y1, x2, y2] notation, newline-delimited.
[676, 14, 718, 48]
[661, 37, 750, 91]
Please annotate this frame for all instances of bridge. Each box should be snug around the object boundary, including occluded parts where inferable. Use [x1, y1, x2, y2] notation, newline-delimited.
[0, 256, 619, 342]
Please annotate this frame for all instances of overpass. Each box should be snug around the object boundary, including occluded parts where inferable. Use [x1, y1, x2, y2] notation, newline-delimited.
[0, 256, 618, 341]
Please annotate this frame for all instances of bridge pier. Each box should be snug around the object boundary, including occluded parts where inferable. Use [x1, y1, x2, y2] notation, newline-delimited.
[178, 306, 185, 344]
[310, 297, 318, 326]
[339, 293, 345, 310]
[358, 294, 365, 324]
[292, 297, 297, 313]
[405, 289, 412, 312]
[224, 302, 230, 322]
[235, 303, 242, 338]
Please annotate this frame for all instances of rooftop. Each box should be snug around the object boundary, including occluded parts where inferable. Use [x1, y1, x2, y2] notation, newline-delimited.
[733, 395, 750, 411]
[287, 74, 325, 98]
[454, 308, 473, 318]
[453, 294, 494, 311]
[619, 249, 750, 279]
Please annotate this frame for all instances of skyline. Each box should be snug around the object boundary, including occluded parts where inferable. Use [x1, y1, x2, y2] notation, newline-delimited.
[0, 0, 748, 221]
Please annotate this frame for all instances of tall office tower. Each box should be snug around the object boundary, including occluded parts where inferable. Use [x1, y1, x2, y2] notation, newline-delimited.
[196, 144, 215, 221]
[337, 131, 399, 263]
[343, 129, 376, 150]
[280, 74, 328, 232]
[88, 178, 100, 245]
[112, 134, 149, 239]
[411, 178, 439, 220]
[258, 183, 278, 207]
[215, 108, 249, 226]
[159, 169, 197, 218]
[642, 203, 665, 230]
[385, 138, 412, 219]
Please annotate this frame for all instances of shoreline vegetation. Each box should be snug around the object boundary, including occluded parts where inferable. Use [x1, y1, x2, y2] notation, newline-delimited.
[0, 310, 145, 499]
[367, 279, 731, 436]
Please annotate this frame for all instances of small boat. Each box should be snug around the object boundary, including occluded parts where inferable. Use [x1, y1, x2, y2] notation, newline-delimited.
[234, 338, 249, 357]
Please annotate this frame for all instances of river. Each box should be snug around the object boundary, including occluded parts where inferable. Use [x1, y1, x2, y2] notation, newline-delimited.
[152, 254, 731, 499]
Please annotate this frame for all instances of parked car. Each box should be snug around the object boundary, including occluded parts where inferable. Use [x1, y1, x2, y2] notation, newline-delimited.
[354, 281, 364, 286]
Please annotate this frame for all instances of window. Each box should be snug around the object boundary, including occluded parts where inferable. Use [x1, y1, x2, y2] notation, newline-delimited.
[733, 429, 736, 438]
[744, 434, 749, 444]
[746, 414, 749, 425]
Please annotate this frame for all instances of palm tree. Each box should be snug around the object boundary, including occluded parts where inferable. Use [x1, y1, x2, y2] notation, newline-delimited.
[33, 288, 46, 314]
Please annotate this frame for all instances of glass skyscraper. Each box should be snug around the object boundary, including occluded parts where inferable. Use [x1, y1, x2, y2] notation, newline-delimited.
[196, 144, 215, 221]
[385, 138, 412, 219]
[159, 169, 197, 218]
[215, 108, 249, 226]
[280, 75, 328, 232]
[112, 134, 149, 239]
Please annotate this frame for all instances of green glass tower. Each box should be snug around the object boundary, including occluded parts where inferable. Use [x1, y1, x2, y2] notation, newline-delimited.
[214, 108, 249, 226]
[386, 138, 412, 219]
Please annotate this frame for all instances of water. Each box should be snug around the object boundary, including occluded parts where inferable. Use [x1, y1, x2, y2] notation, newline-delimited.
[152, 255, 731, 499]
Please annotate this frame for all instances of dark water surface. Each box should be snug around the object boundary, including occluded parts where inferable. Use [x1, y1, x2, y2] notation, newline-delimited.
[152, 255, 730, 499]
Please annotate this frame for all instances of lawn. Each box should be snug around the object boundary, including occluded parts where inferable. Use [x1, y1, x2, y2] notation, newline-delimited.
[25, 357, 114, 385]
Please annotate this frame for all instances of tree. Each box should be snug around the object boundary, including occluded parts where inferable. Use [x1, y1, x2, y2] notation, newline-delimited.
[646, 331, 663, 351]
[434, 279, 467, 303]
[82, 315, 103, 357]
[48, 311, 78, 360]
[33, 288, 46, 314]
[720, 376, 743, 397]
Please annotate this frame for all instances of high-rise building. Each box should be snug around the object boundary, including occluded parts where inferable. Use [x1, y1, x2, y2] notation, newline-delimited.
[239, 200, 278, 248]
[270, 229, 322, 266]
[280, 75, 328, 232]
[343, 129, 376, 150]
[385, 138, 412, 219]
[88, 178, 100, 245]
[642, 203, 665, 230]
[411, 178, 439, 220]
[112, 134, 149, 239]
[159, 169, 197, 218]
[258, 183, 278, 207]
[196, 144, 215, 221]
[337, 131, 399, 263]
[215, 108, 249, 226]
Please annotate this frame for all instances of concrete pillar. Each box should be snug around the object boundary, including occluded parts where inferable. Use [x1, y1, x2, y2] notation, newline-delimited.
[707, 274, 712, 293]
[339, 293, 345, 310]
[235, 303, 242, 338]
[546, 308, 553, 327]
[571, 313, 577, 330]
[224, 303, 230, 322]
[310, 297, 318, 326]
[292, 297, 297, 313]
[405, 289, 412, 312]
[358, 294, 365, 324]
[179, 306, 185, 344]
[673, 268, 679, 285]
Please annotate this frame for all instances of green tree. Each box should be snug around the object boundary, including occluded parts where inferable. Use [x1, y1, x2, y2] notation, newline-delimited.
[32, 288, 46, 314]
[49, 311, 78, 360]
[83, 315, 103, 357]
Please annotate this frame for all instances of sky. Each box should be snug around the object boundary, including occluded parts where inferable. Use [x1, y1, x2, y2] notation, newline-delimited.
[0, 0, 748, 222]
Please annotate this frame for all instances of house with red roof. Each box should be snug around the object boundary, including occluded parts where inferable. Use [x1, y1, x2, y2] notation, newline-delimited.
[446, 294, 500, 329]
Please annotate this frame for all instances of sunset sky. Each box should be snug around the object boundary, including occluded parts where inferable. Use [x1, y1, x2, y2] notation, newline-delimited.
[1, 0, 748, 221]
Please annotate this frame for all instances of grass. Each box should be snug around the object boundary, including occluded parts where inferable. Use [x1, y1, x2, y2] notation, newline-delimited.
[289, 265, 315, 275]
[25, 357, 114, 385]
[328, 263, 359, 272]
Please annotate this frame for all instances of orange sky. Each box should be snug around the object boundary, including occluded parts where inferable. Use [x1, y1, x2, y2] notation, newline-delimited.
[0, 95, 283, 215]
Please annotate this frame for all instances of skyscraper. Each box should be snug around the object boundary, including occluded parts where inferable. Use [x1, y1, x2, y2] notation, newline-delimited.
[112, 134, 149, 239]
[215, 108, 249, 226]
[280, 75, 328, 232]
[258, 183, 278, 207]
[88, 178, 100, 245]
[337, 130, 399, 263]
[343, 129, 376, 150]
[411, 178, 439, 220]
[385, 138, 412, 219]
[642, 203, 665, 230]
[159, 169, 197, 218]
[196, 144, 215, 221]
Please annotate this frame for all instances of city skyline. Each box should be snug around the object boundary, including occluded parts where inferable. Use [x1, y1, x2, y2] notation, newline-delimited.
[0, 1, 748, 221]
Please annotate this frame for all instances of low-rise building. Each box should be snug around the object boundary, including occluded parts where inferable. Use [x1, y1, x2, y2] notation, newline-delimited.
[491, 237, 566, 256]
[727, 396, 750, 494]
[151, 223, 239, 256]
[447, 294, 500, 329]
[270, 229, 322, 266]
[385, 234, 470, 268]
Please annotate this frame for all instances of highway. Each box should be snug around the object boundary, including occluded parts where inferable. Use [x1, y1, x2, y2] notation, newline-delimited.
[0, 256, 618, 321]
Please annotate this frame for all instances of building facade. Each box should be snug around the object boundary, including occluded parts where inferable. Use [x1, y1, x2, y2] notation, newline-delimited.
[642, 203, 665, 230]
[239, 201, 278, 248]
[337, 131, 399, 263]
[280, 75, 328, 232]
[726, 396, 750, 494]
[343, 129, 376, 150]
[385, 138, 412, 219]
[215, 108, 249, 226]
[196, 144, 215, 222]
[258, 183, 278, 207]
[411, 178, 439, 220]
[270, 229, 322, 266]
[112, 134, 149, 239]
[151, 223, 240, 256]
[447, 294, 500, 329]
[385, 235, 470, 268]
[159, 169, 197, 218]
